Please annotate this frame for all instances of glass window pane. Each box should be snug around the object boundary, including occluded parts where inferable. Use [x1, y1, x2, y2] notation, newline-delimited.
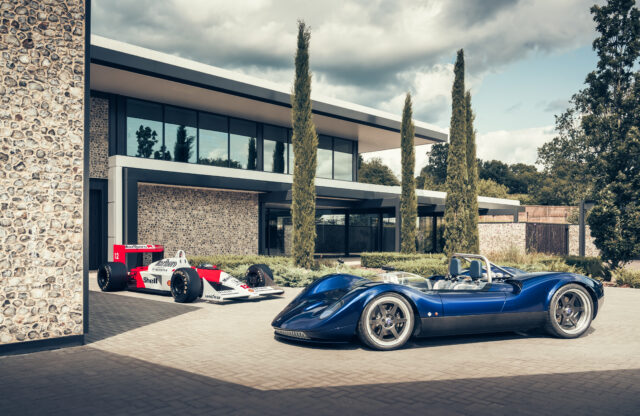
[126, 99, 162, 158]
[315, 212, 345, 254]
[333, 138, 353, 181]
[263, 125, 287, 173]
[287, 129, 293, 174]
[317, 135, 333, 179]
[199, 113, 228, 167]
[229, 118, 257, 169]
[349, 214, 379, 253]
[164, 106, 197, 163]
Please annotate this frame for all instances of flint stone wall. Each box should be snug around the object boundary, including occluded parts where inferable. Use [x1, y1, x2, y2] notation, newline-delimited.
[0, 0, 86, 345]
[568, 224, 600, 257]
[137, 184, 259, 257]
[478, 223, 526, 256]
[88, 96, 107, 179]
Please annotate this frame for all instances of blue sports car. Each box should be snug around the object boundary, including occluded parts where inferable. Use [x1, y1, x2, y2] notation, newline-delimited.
[272, 253, 605, 350]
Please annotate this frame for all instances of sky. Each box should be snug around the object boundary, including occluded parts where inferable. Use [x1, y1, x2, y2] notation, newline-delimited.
[91, 0, 602, 177]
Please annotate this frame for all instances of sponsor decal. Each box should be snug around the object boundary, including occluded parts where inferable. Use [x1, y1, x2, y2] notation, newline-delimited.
[155, 259, 178, 268]
[143, 275, 159, 284]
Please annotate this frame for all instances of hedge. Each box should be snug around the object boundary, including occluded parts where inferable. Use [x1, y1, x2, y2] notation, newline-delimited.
[187, 255, 376, 288]
[386, 258, 448, 277]
[361, 252, 446, 268]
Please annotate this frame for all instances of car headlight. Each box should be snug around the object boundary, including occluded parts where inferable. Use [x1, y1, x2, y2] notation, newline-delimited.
[319, 300, 344, 319]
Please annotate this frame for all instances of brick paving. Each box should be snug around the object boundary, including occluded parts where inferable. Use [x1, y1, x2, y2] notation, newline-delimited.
[1, 282, 640, 415]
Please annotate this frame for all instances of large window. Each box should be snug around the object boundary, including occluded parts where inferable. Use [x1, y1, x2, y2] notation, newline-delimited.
[199, 113, 228, 167]
[126, 99, 163, 158]
[164, 106, 197, 163]
[122, 96, 356, 179]
[263, 125, 287, 173]
[317, 135, 333, 179]
[229, 118, 257, 170]
[334, 138, 353, 181]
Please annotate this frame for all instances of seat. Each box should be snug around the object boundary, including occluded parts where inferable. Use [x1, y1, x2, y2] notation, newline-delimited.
[469, 260, 483, 279]
[449, 258, 462, 276]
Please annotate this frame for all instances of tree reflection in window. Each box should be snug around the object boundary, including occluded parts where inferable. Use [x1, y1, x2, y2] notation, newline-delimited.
[135, 126, 158, 158]
[273, 141, 285, 173]
[173, 125, 195, 162]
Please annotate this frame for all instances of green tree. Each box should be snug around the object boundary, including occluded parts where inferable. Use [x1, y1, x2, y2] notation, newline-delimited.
[419, 143, 449, 185]
[290, 21, 318, 268]
[135, 126, 158, 158]
[173, 125, 195, 162]
[477, 178, 509, 199]
[273, 141, 285, 173]
[443, 49, 469, 256]
[465, 91, 479, 252]
[358, 157, 400, 186]
[400, 93, 418, 253]
[554, 0, 640, 268]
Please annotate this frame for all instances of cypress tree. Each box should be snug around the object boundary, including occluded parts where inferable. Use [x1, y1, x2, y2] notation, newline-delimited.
[290, 21, 318, 268]
[465, 91, 479, 252]
[400, 93, 417, 253]
[443, 49, 469, 256]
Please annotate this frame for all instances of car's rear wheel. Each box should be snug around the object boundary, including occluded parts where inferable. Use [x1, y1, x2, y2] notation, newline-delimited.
[545, 284, 593, 338]
[358, 293, 414, 350]
[245, 264, 273, 287]
[97, 262, 128, 292]
[170, 268, 202, 303]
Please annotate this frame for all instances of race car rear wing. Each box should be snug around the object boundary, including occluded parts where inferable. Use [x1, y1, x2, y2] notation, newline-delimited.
[113, 244, 164, 271]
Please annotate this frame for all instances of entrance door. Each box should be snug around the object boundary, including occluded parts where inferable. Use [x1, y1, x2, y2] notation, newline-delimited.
[89, 179, 108, 270]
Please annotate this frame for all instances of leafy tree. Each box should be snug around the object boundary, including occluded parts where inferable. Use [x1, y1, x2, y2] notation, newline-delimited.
[550, 0, 640, 268]
[153, 144, 171, 160]
[443, 49, 469, 256]
[135, 126, 158, 158]
[273, 141, 286, 173]
[290, 21, 318, 268]
[400, 93, 418, 253]
[358, 157, 400, 186]
[478, 160, 510, 185]
[420, 143, 449, 185]
[477, 178, 509, 199]
[248, 138, 257, 169]
[173, 125, 195, 162]
[465, 91, 479, 252]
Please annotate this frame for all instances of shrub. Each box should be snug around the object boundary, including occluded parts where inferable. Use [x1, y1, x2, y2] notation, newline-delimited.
[564, 256, 608, 279]
[361, 252, 445, 268]
[386, 258, 448, 277]
[613, 269, 640, 288]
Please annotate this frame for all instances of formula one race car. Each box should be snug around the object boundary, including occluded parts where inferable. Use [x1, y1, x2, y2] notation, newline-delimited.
[272, 253, 604, 350]
[97, 244, 283, 303]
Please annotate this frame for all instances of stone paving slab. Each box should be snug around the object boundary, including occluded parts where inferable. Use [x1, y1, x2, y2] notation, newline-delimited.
[1, 280, 640, 415]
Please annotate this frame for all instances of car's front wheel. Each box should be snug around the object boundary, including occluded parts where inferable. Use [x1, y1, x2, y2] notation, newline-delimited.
[545, 284, 593, 338]
[170, 268, 202, 303]
[97, 262, 128, 292]
[358, 293, 414, 350]
[245, 264, 273, 287]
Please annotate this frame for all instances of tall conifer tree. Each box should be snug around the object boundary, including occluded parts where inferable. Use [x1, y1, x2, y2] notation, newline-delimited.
[400, 93, 417, 253]
[290, 21, 318, 268]
[465, 91, 479, 252]
[443, 49, 469, 256]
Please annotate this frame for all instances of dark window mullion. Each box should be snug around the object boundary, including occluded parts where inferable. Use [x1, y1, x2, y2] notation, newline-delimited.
[332, 137, 335, 179]
[227, 117, 231, 168]
[196, 111, 200, 164]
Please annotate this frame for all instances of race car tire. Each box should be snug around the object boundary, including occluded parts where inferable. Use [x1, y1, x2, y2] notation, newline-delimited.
[245, 264, 273, 288]
[545, 283, 593, 339]
[97, 262, 128, 292]
[358, 293, 414, 351]
[170, 267, 202, 303]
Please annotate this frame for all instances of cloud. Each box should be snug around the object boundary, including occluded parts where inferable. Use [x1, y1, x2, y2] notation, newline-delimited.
[91, 0, 598, 127]
[542, 98, 570, 113]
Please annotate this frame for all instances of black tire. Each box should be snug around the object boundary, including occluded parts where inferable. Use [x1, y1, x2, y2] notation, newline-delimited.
[170, 268, 202, 303]
[97, 262, 128, 292]
[358, 293, 414, 351]
[545, 284, 594, 339]
[245, 264, 273, 288]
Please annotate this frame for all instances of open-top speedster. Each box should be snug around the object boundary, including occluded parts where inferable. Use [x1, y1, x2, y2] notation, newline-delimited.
[97, 244, 283, 303]
[272, 253, 604, 350]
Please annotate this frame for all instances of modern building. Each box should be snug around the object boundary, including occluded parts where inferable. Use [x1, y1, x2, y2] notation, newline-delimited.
[0, 2, 519, 353]
[87, 36, 520, 267]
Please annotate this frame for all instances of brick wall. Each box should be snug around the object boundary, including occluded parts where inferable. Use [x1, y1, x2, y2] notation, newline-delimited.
[478, 223, 526, 256]
[89, 96, 108, 179]
[0, 1, 86, 345]
[137, 184, 259, 257]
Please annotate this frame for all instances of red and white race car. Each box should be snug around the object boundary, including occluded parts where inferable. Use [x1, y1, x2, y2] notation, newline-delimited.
[97, 244, 284, 303]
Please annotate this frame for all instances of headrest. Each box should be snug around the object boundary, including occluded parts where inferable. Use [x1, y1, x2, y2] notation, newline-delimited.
[469, 260, 483, 279]
[449, 258, 462, 276]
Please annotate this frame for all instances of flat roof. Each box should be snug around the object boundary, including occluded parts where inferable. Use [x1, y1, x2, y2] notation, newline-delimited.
[90, 35, 447, 152]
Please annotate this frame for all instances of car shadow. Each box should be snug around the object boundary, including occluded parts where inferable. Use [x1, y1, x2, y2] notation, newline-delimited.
[86, 291, 199, 343]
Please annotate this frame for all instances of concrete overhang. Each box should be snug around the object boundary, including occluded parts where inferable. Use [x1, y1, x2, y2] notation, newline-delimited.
[90, 36, 447, 153]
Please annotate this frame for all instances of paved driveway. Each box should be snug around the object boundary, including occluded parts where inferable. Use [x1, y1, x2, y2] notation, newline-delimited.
[1, 279, 639, 415]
